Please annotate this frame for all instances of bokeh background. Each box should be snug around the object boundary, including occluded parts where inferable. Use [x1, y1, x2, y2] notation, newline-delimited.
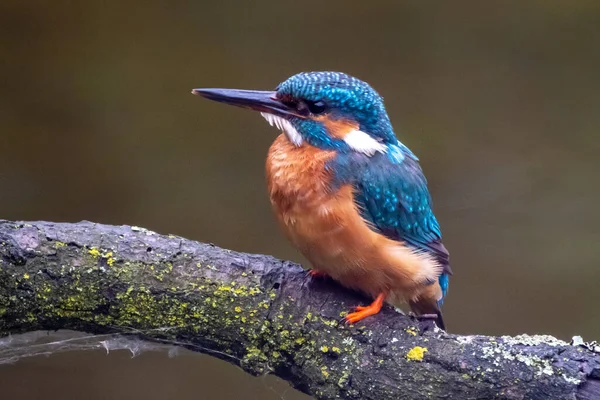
[1, 1, 599, 399]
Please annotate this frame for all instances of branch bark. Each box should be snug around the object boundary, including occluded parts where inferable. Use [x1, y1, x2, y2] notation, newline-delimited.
[0, 220, 598, 399]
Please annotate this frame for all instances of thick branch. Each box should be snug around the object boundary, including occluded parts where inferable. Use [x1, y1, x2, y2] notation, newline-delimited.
[0, 220, 598, 399]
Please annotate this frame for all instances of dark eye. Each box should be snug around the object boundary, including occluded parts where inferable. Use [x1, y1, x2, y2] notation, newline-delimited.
[306, 100, 327, 115]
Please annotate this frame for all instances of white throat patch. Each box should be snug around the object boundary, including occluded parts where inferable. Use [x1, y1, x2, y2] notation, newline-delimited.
[260, 112, 303, 146]
[344, 129, 387, 156]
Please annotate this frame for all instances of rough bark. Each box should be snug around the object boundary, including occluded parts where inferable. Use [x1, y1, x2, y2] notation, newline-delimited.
[0, 220, 598, 399]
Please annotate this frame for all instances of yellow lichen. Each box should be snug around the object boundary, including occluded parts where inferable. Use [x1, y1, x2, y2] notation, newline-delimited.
[320, 346, 329, 353]
[87, 247, 116, 266]
[316, 316, 335, 327]
[405, 326, 418, 336]
[337, 371, 350, 388]
[23, 273, 30, 279]
[321, 366, 329, 378]
[406, 346, 428, 361]
[234, 306, 242, 313]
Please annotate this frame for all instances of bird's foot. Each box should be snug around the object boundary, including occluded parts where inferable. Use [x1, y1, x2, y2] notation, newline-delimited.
[344, 293, 386, 324]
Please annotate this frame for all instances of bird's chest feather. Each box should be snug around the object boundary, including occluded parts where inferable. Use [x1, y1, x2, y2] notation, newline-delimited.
[265, 135, 441, 300]
[266, 135, 336, 214]
[265, 135, 373, 276]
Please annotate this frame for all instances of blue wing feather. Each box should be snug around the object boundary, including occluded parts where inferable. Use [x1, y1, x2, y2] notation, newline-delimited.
[329, 145, 451, 299]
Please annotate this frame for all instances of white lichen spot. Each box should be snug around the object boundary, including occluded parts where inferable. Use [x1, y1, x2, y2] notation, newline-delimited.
[563, 375, 582, 385]
[480, 338, 560, 377]
[571, 336, 585, 346]
[501, 334, 567, 347]
[570, 336, 600, 353]
[130, 226, 155, 235]
[456, 336, 474, 345]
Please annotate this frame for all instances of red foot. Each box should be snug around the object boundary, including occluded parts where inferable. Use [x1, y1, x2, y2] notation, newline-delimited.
[309, 270, 328, 279]
[344, 293, 386, 324]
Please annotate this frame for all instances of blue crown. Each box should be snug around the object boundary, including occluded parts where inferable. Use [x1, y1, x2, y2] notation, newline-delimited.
[276, 71, 397, 144]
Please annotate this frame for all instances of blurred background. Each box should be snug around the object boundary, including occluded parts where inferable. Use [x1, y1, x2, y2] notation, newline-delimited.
[1, 1, 599, 399]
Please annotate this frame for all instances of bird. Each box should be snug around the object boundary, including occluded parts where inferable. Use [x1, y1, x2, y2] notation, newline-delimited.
[192, 71, 451, 330]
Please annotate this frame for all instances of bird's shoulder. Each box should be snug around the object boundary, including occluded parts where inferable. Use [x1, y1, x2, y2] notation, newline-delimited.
[327, 144, 451, 273]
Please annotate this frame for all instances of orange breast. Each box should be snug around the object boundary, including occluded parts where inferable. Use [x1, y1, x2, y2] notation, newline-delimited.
[265, 134, 441, 303]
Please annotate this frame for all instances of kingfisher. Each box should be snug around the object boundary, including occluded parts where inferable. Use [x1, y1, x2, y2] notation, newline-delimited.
[192, 71, 451, 329]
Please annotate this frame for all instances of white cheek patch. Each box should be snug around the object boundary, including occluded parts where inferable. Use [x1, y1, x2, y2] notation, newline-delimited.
[344, 129, 386, 156]
[260, 112, 303, 146]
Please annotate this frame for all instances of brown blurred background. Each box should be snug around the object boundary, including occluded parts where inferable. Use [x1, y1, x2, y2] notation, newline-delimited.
[1, 1, 599, 399]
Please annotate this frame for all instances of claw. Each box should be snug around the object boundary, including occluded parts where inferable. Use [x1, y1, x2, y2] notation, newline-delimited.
[343, 293, 386, 324]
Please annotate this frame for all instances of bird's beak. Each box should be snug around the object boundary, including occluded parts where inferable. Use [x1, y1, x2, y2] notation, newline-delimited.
[192, 88, 297, 118]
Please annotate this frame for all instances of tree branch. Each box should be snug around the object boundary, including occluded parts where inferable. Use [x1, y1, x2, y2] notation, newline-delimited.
[0, 220, 598, 399]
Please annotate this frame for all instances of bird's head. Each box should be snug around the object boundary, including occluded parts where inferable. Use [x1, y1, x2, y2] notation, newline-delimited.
[193, 71, 410, 158]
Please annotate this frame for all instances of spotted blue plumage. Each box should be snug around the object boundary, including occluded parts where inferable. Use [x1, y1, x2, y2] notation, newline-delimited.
[276, 72, 397, 148]
[356, 151, 451, 300]
[277, 71, 451, 301]
[329, 150, 451, 302]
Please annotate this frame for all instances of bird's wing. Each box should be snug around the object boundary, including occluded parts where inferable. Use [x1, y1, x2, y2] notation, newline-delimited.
[350, 151, 451, 295]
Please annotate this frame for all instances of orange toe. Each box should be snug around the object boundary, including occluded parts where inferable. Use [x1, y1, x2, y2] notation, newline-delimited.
[309, 270, 328, 279]
[344, 293, 386, 324]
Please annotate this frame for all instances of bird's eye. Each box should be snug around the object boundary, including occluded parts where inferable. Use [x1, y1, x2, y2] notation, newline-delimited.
[306, 100, 327, 115]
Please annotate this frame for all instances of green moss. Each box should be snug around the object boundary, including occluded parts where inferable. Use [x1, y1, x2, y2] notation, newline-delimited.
[337, 370, 350, 388]
[0, 233, 373, 393]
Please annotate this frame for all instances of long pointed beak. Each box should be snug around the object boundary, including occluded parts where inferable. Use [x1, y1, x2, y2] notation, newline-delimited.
[191, 88, 297, 118]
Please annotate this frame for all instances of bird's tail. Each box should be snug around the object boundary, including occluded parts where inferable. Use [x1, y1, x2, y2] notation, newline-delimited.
[409, 296, 446, 331]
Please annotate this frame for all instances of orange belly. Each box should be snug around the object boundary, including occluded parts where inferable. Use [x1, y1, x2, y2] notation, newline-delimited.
[265, 134, 441, 304]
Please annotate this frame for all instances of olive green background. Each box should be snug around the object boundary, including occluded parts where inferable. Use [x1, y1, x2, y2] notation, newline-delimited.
[1, 1, 598, 399]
